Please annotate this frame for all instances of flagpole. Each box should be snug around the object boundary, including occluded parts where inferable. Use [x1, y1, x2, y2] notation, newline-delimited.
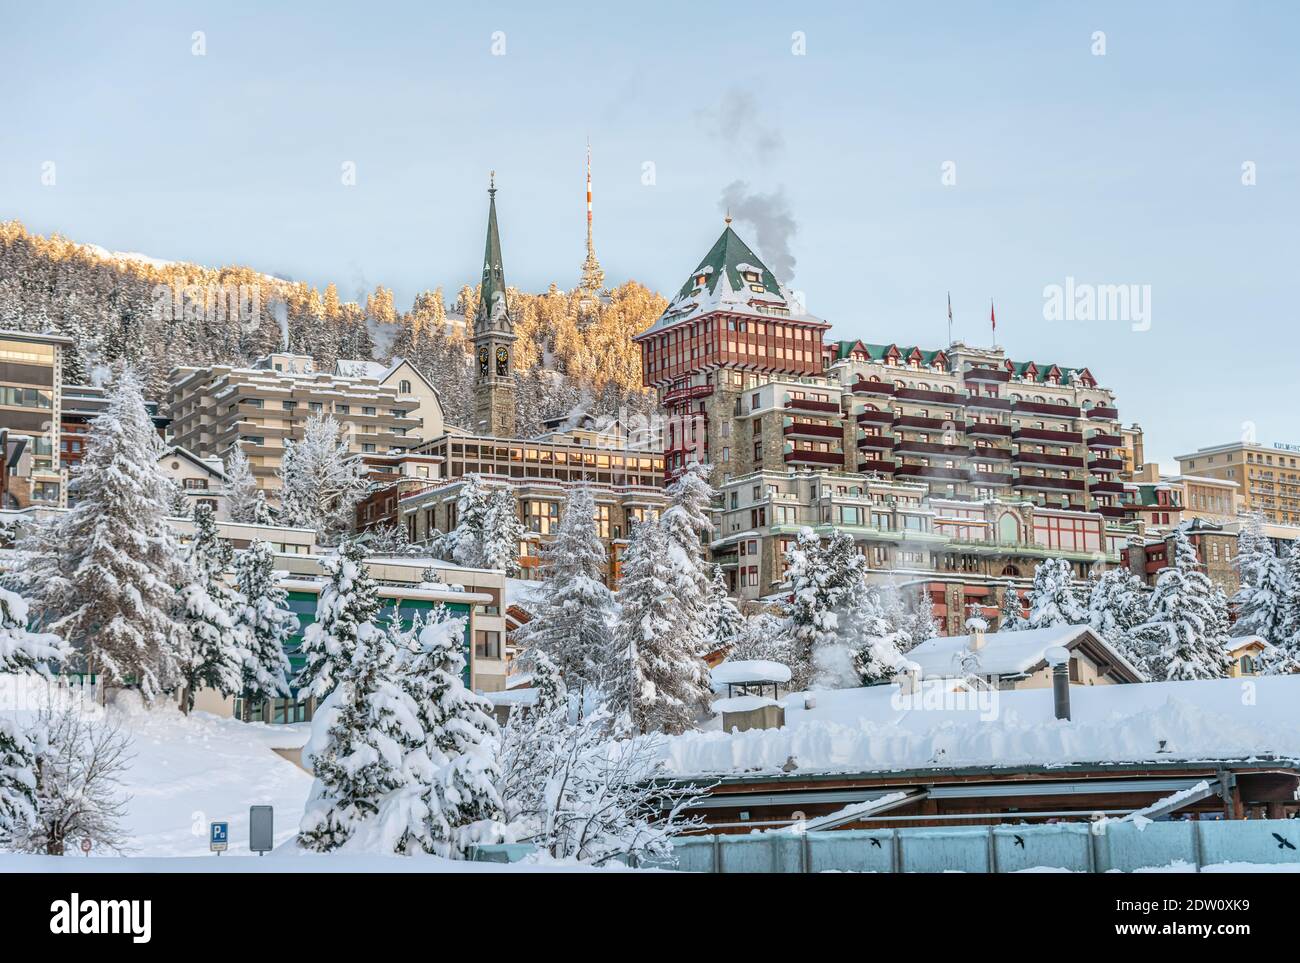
[947, 291, 953, 347]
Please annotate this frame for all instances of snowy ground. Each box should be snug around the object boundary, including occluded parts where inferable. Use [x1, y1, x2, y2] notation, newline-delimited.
[0, 853, 633, 873]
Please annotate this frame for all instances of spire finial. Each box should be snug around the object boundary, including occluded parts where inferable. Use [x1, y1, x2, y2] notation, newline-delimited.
[724, 209, 732, 226]
[489, 169, 496, 197]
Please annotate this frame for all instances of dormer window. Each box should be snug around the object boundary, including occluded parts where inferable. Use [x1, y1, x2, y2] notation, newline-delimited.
[695, 274, 708, 287]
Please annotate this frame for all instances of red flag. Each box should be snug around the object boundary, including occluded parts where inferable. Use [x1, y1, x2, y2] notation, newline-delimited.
[990, 299, 996, 335]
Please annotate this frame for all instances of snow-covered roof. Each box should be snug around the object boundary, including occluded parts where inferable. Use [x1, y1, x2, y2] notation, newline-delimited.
[711, 659, 792, 687]
[658, 675, 1300, 779]
[908, 624, 1142, 682]
[1224, 635, 1269, 653]
[712, 695, 782, 714]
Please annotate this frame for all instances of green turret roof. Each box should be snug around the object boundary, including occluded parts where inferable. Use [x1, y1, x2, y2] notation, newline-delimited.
[674, 225, 782, 302]
[476, 179, 508, 324]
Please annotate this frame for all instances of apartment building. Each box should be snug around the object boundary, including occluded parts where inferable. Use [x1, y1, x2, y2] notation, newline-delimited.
[1122, 515, 1300, 594]
[0, 330, 74, 508]
[165, 352, 444, 497]
[400, 422, 667, 585]
[1175, 440, 1300, 526]
[61, 382, 169, 474]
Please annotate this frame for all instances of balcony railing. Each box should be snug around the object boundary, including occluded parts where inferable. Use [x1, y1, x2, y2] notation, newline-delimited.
[963, 367, 1011, 383]
[893, 439, 972, 457]
[1095, 504, 1130, 518]
[784, 421, 843, 440]
[857, 409, 894, 425]
[895, 414, 965, 432]
[784, 397, 841, 414]
[858, 458, 896, 474]
[1014, 427, 1084, 444]
[1087, 433, 1124, 449]
[1014, 451, 1087, 468]
[1089, 479, 1127, 495]
[1089, 457, 1125, 473]
[963, 395, 1014, 411]
[850, 380, 895, 396]
[895, 386, 963, 405]
[857, 435, 894, 450]
[970, 446, 1013, 461]
[895, 464, 969, 482]
[968, 470, 1014, 486]
[1013, 400, 1081, 418]
[1014, 475, 1086, 492]
[1086, 406, 1120, 420]
[965, 421, 1013, 437]
[784, 448, 846, 466]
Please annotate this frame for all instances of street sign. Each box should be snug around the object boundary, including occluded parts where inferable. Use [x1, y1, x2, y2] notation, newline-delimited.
[209, 821, 229, 854]
[249, 806, 274, 855]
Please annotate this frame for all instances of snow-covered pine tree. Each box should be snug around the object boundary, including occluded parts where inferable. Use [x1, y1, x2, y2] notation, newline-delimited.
[294, 540, 382, 699]
[0, 585, 65, 844]
[176, 504, 248, 713]
[18, 366, 189, 702]
[657, 462, 716, 659]
[1267, 541, 1300, 673]
[224, 445, 272, 525]
[479, 486, 524, 576]
[277, 413, 369, 544]
[1086, 567, 1150, 668]
[1233, 535, 1288, 644]
[400, 608, 503, 857]
[232, 539, 295, 715]
[446, 474, 490, 567]
[704, 564, 745, 655]
[511, 486, 616, 695]
[1133, 529, 1231, 680]
[298, 624, 424, 852]
[610, 520, 712, 735]
[364, 522, 419, 557]
[1025, 557, 1088, 628]
[998, 583, 1027, 632]
[1233, 513, 1266, 596]
[727, 612, 796, 665]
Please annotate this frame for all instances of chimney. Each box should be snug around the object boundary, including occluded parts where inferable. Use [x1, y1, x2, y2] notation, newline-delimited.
[1045, 646, 1071, 721]
[896, 661, 921, 696]
[970, 623, 986, 651]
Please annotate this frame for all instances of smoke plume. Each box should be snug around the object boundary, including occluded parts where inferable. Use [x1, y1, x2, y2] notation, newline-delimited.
[719, 180, 798, 281]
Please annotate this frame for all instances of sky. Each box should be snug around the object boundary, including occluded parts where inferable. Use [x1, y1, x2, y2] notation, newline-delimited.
[3, 1, 1298, 471]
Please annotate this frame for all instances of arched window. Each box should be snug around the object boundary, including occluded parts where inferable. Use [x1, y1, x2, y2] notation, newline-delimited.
[1001, 564, 1020, 577]
[399, 379, 412, 394]
[998, 513, 1020, 543]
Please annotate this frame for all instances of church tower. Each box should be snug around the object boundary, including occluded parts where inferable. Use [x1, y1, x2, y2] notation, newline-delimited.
[472, 172, 517, 438]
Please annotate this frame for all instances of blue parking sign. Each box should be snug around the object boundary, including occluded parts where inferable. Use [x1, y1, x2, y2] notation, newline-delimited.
[210, 821, 229, 853]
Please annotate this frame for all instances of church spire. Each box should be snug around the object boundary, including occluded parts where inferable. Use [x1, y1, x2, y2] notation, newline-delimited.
[578, 140, 604, 295]
[476, 170, 509, 328]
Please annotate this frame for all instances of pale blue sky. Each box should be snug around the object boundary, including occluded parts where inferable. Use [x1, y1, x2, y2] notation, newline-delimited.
[3, 1, 1297, 469]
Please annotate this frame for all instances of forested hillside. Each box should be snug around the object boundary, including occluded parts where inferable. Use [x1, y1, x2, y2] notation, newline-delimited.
[0, 221, 662, 432]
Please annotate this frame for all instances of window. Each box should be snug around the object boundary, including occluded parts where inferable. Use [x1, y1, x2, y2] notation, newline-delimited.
[399, 379, 411, 394]
[182, 478, 209, 490]
[474, 630, 501, 659]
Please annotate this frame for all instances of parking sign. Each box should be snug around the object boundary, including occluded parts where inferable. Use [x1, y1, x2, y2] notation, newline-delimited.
[210, 821, 229, 854]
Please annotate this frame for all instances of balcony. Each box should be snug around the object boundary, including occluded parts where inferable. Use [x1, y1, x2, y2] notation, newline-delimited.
[1014, 427, 1083, 444]
[963, 395, 1014, 412]
[895, 386, 963, 405]
[858, 458, 896, 474]
[1095, 504, 1130, 519]
[857, 409, 894, 425]
[1087, 432, 1124, 449]
[1086, 406, 1120, 420]
[785, 397, 841, 415]
[850, 380, 895, 397]
[970, 446, 1013, 461]
[662, 383, 714, 405]
[1013, 399, 1081, 418]
[1014, 475, 1086, 493]
[1089, 457, 1125, 473]
[857, 435, 894, 451]
[963, 367, 1011, 383]
[1014, 451, 1087, 468]
[1089, 479, 1127, 495]
[966, 421, 1012, 438]
[968, 470, 1014, 486]
[784, 447, 846, 467]
[784, 421, 843, 441]
[895, 414, 965, 432]
[895, 464, 969, 482]
[893, 439, 972, 458]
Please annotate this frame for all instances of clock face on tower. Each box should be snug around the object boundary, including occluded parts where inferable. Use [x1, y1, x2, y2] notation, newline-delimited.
[477, 346, 489, 376]
[495, 345, 509, 376]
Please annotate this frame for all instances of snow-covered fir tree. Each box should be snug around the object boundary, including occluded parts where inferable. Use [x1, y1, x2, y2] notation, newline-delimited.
[727, 611, 797, 666]
[224, 445, 272, 525]
[998, 583, 1027, 632]
[511, 486, 617, 695]
[176, 504, 248, 713]
[1267, 541, 1300, 673]
[444, 474, 490, 567]
[1025, 557, 1087, 628]
[1233, 513, 1267, 594]
[232, 539, 295, 714]
[277, 413, 369, 544]
[0, 586, 65, 845]
[298, 625, 423, 852]
[783, 529, 901, 689]
[1233, 535, 1288, 644]
[363, 522, 420, 557]
[1133, 529, 1231, 680]
[705, 564, 745, 655]
[19, 366, 189, 702]
[400, 609, 503, 857]
[657, 462, 716, 660]
[609, 520, 712, 735]
[294, 540, 382, 699]
[1086, 567, 1150, 667]
[479, 486, 525, 576]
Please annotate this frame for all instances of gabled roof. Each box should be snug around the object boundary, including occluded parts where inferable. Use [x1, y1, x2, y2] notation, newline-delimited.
[637, 224, 824, 336]
[158, 444, 229, 482]
[907, 624, 1145, 683]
